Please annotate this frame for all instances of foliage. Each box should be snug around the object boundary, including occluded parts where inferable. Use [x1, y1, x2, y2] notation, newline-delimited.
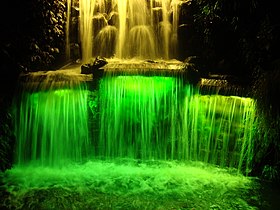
[2, 0, 67, 71]
[262, 165, 279, 183]
[191, 0, 279, 78]
[26, 0, 67, 71]
[0, 111, 15, 172]
[193, 0, 223, 45]
[251, 70, 280, 181]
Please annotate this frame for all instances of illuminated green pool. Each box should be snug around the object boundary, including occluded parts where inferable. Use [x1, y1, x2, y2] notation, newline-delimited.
[2, 159, 258, 209]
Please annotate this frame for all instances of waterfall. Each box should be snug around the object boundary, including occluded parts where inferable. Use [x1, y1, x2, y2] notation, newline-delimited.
[13, 70, 257, 174]
[79, 0, 96, 63]
[76, 0, 186, 62]
[65, 0, 72, 61]
[98, 75, 180, 159]
[181, 93, 256, 175]
[13, 70, 91, 167]
[96, 74, 257, 174]
[13, 0, 257, 175]
[1, 1, 262, 208]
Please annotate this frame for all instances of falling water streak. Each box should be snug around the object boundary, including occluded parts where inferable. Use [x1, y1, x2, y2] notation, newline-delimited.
[171, 0, 179, 58]
[65, 0, 72, 61]
[116, 0, 128, 58]
[238, 98, 256, 175]
[76, 0, 183, 60]
[130, 1, 155, 59]
[79, 0, 95, 63]
[192, 95, 199, 160]
[13, 69, 257, 175]
[226, 98, 237, 166]
[180, 92, 257, 173]
[150, 0, 154, 29]
[206, 96, 216, 163]
[161, 0, 170, 59]
[14, 75, 90, 167]
[128, 26, 156, 59]
[217, 98, 227, 167]
[96, 73, 256, 173]
[94, 25, 118, 58]
[98, 74, 179, 160]
[170, 78, 178, 159]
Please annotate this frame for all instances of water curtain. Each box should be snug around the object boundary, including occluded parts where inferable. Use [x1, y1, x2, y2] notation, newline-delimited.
[71, 0, 184, 62]
[14, 70, 257, 175]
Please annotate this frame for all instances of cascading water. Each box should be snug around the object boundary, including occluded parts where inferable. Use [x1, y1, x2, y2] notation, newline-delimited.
[12, 68, 257, 175]
[13, 71, 91, 167]
[6, 68, 259, 209]
[1, 1, 262, 209]
[96, 73, 257, 174]
[98, 75, 179, 160]
[11, 0, 258, 172]
[69, 0, 185, 62]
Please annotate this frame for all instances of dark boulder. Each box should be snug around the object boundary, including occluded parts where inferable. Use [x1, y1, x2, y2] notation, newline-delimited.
[182, 56, 201, 85]
[81, 56, 108, 75]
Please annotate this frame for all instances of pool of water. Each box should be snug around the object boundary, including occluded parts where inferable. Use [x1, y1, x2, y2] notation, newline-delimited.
[0, 159, 265, 209]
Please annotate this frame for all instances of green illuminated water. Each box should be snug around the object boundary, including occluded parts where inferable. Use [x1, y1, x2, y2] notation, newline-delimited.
[97, 75, 257, 175]
[13, 73, 257, 174]
[98, 75, 180, 160]
[2, 159, 259, 209]
[2, 71, 261, 209]
[14, 86, 90, 166]
[181, 94, 256, 174]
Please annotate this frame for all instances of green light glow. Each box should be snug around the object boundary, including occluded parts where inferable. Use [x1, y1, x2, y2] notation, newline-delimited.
[4, 74, 260, 209]
[112, 75, 175, 92]
[14, 88, 90, 167]
[97, 76, 257, 174]
[2, 160, 257, 209]
[98, 75, 183, 159]
[13, 75, 257, 175]
[181, 94, 256, 174]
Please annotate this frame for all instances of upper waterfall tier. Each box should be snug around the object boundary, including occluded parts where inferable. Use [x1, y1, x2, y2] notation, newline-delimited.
[75, 0, 190, 63]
